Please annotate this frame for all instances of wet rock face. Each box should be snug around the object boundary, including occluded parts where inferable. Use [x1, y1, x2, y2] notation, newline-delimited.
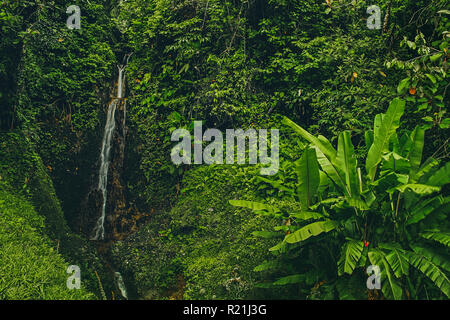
[78, 188, 103, 237]
[79, 98, 148, 241]
[105, 100, 129, 240]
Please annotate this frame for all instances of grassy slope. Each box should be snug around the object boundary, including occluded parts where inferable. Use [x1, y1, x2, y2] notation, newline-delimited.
[0, 185, 93, 299]
[0, 132, 116, 300]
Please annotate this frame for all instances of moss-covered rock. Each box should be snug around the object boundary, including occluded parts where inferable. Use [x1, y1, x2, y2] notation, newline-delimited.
[0, 132, 69, 238]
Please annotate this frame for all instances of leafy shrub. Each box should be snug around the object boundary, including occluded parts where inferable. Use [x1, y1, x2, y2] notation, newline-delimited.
[112, 164, 280, 299]
[232, 98, 450, 299]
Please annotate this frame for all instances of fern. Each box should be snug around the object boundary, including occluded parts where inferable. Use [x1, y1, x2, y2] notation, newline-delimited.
[94, 270, 107, 300]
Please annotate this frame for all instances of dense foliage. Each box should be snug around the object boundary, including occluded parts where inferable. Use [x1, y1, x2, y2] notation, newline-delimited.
[0, 0, 448, 300]
[232, 98, 450, 299]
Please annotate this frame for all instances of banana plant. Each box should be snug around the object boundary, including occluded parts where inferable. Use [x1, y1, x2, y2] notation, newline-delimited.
[230, 98, 450, 299]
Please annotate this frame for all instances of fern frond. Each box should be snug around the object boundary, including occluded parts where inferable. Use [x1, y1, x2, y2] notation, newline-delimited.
[94, 270, 107, 300]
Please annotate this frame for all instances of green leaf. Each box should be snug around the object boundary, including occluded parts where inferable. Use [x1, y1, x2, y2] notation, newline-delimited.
[178, 63, 189, 74]
[251, 231, 282, 239]
[425, 74, 437, 84]
[407, 126, 425, 180]
[274, 225, 290, 231]
[440, 118, 450, 129]
[407, 196, 450, 225]
[254, 282, 275, 288]
[420, 231, 450, 247]
[417, 103, 429, 112]
[269, 241, 286, 252]
[229, 200, 280, 213]
[426, 162, 450, 187]
[296, 148, 320, 208]
[366, 98, 405, 181]
[406, 40, 416, 50]
[273, 274, 306, 285]
[381, 152, 411, 173]
[411, 245, 450, 272]
[253, 260, 279, 272]
[310, 197, 343, 210]
[430, 53, 443, 62]
[283, 117, 337, 161]
[285, 220, 337, 244]
[257, 176, 294, 194]
[395, 183, 440, 194]
[373, 114, 384, 138]
[312, 146, 348, 196]
[335, 131, 359, 198]
[318, 169, 331, 193]
[365, 130, 374, 151]
[368, 249, 403, 300]
[397, 78, 410, 94]
[413, 158, 439, 183]
[406, 249, 450, 298]
[385, 248, 409, 278]
[346, 197, 369, 210]
[290, 211, 323, 221]
[338, 239, 364, 276]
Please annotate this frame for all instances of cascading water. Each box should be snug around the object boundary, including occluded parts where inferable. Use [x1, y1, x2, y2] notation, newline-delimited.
[117, 65, 125, 99]
[89, 55, 132, 299]
[91, 65, 126, 240]
[114, 272, 128, 299]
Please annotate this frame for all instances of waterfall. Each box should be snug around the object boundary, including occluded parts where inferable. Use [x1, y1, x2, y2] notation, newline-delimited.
[91, 65, 126, 240]
[92, 99, 117, 240]
[114, 272, 128, 299]
[117, 65, 125, 99]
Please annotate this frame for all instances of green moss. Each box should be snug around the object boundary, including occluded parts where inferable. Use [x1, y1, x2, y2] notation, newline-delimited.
[0, 132, 68, 238]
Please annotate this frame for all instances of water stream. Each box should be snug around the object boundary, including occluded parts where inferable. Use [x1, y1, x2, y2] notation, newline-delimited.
[91, 56, 131, 299]
[92, 65, 126, 240]
[114, 272, 128, 299]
